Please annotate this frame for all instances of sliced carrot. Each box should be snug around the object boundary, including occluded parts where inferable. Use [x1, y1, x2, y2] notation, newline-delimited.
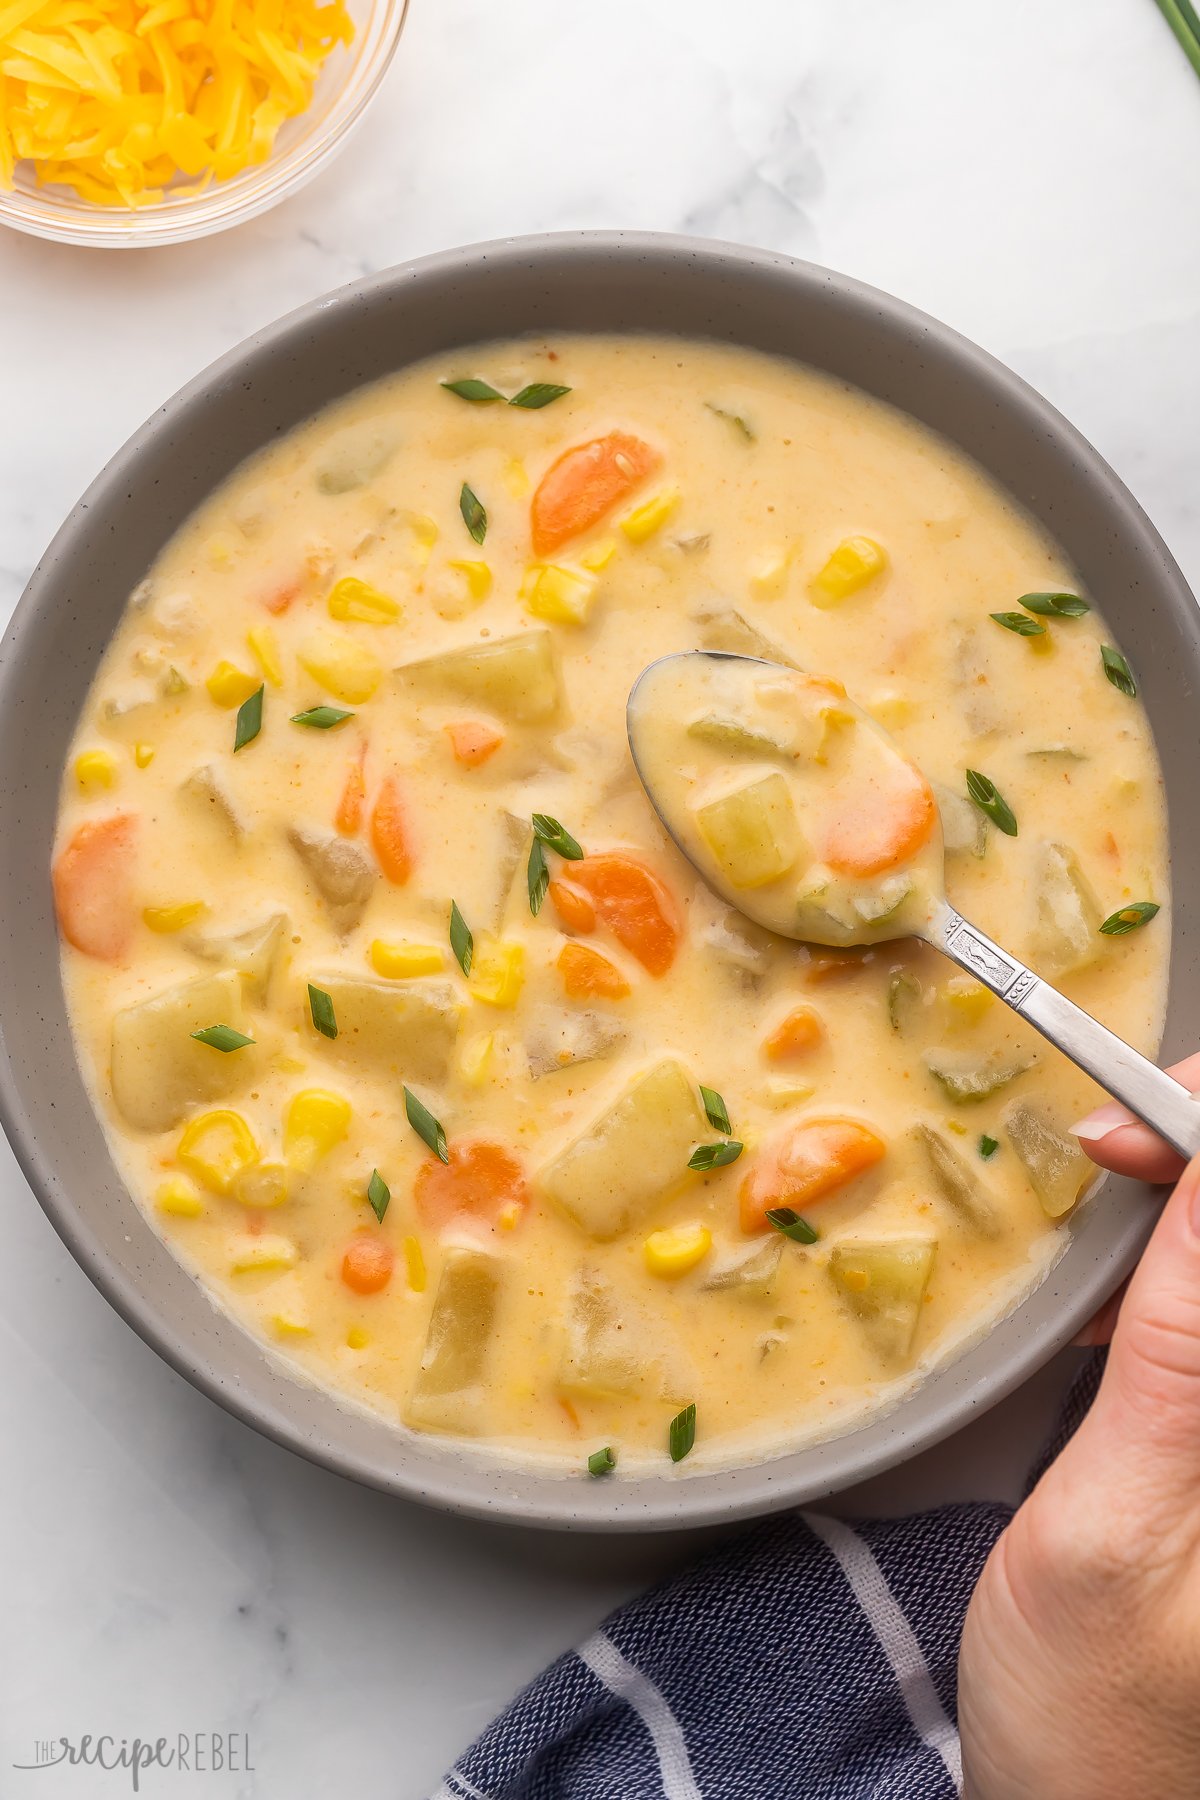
[52, 813, 137, 962]
[262, 578, 302, 615]
[335, 740, 367, 836]
[557, 941, 631, 1001]
[370, 775, 414, 884]
[549, 878, 596, 934]
[764, 1005, 825, 1061]
[739, 1117, 886, 1235]
[804, 946, 881, 983]
[569, 853, 680, 977]
[530, 431, 662, 556]
[445, 720, 504, 769]
[341, 1234, 395, 1295]
[822, 764, 936, 878]
[414, 1138, 528, 1230]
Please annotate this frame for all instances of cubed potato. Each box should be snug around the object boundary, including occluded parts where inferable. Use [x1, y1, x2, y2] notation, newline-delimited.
[701, 1236, 784, 1296]
[828, 1237, 937, 1360]
[312, 421, 397, 495]
[696, 772, 804, 889]
[305, 975, 460, 1082]
[186, 913, 287, 1001]
[405, 1247, 499, 1435]
[700, 910, 780, 987]
[1030, 841, 1101, 979]
[558, 1267, 682, 1400]
[912, 1124, 1002, 1236]
[398, 630, 562, 723]
[1004, 1100, 1095, 1217]
[536, 1059, 705, 1239]
[525, 1005, 627, 1079]
[111, 969, 256, 1133]
[180, 764, 244, 843]
[932, 782, 987, 858]
[690, 600, 798, 668]
[287, 827, 376, 933]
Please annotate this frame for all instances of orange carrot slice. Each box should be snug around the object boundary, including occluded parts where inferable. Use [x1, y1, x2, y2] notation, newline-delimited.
[549, 878, 597, 934]
[764, 1005, 825, 1061]
[262, 578, 302, 615]
[531, 432, 661, 556]
[739, 1117, 886, 1234]
[445, 721, 504, 768]
[569, 853, 680, 977]
[335, 740, 367, 835]
[341, 1234, 395, 1294]
[370, 775, 414, 884]
[823, 764, 936, 878]
[557, 942, 631, 1001]
[414, 1139, 528, 1230]
[52, 814, 137, 961]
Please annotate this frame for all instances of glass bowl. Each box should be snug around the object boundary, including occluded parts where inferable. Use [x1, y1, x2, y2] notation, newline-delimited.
[0, 0, 409, 250]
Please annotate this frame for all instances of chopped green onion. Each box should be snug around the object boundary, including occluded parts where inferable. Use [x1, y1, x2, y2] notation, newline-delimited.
[531, 813, 584, 860]
[441, 377, 504, 403]
[307, 983, 337, 1040]
[405, 1086, 449, 1163]
[687, 1140, 743, 1172]
[510, 383, 572, 409]
[1154, 0, 1200, 80]
[965, 769, 1018, 837]
[367, 1169, 391, 1222]
[979, 1135, 999, 1161]
[449, 900, 474, 976]
[527, 837, 549, 916]
[1100, 901, 1160, 936]
[705, 402, 755, 441]
[1018, 591, 1090, 618]
[587, 1446, 617, 1477]
[1101, 644, 1137, 697]
[190, 1024, 255, 1053]
[291, 705, 353, 729]
[669, 1403, 697, 1463]
[234, 684, 264, 752]
[990, 611, 1045, 637]
[765, 1206, 819, 1245]
[699, 1084, 732, 1134]
[460, 482, 487, 545]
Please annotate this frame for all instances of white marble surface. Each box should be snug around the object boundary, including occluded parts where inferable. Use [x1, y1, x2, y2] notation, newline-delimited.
[3, 1, 1200, 1793]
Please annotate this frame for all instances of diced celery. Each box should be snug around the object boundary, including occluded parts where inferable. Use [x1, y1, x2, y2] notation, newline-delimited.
[912, 1123, 1002, 1236]
[111, 970, 255, 1133]
[1030, 841, 1101, 979]
[313, 421, 397, 495]
[1025, 745, 1088, 762]
[701, 1237, 784, 1296]
[687, 713, 789, 756]
[828, 1237, 937, 1359]
[186, 913, 286, 1000]
[399, 630, 562, 723]
[537, 1059, 705, 1239]
[690, 600, 798, 668]
[405, 1248, 500, 1434]
[853, 876, 913, 925]
[696, 772, 804, 889]
[1004, 1100, 1095, 1218]
[287, 827, 375, 933]
[525, 1006, 627, 1079]
[558, 1267, 679, 1400]
[700, 911, 779, 987]
[887, 968, 924, 1033]
[924, 1047, 1034, 1104]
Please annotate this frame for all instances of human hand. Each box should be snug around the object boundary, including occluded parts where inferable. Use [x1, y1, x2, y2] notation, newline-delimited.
[958, 1055, 1200, 1799]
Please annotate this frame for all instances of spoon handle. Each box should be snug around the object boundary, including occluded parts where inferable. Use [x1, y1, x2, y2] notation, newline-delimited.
[926, 900, 1200, 1161]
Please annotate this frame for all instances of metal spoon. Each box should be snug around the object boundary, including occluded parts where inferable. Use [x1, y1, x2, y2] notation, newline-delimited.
[627, 650, 1200, 1160]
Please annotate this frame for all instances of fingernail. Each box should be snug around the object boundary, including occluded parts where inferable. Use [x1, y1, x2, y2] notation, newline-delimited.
[1070, 1100, 1138, 1144]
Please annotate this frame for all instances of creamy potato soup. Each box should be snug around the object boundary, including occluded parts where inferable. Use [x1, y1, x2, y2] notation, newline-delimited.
[53, 335, 1169, 1475]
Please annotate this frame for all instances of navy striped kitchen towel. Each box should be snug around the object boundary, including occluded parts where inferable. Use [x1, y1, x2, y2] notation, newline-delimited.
[431, 1356, 1103, 1800]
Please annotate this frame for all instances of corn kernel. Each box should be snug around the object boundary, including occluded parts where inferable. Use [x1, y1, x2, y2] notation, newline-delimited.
[620, 488, 680, 544]
[178, 1110, 259, 1194]
[497, 1201, 521, 1232]
[272, 1053, 307, 1076]
[247, 624, 284, 687]
[204, 535, 235, 570]
[468, 939, 525, 1009]
[327, 576, 402, 624]
[521, 562, 598, 626]
[269, 1312, 311, 1339]
[346, 1325, 370, 1349]
[230, 1233, 297, 1274]
[284, 1088, 351, 1172]
[297, 630, 381, 704]
[369, 940, 446, 979]
[403, 1235, 427, 1292]
[457, 1031, 495, 1086]
[943, 977, 994, 1025]
[206, 660, 260, 708]
[143, 900, 207, 933]
[868, 693, 914, 729]
[761, 1077, 815, 1108]
[841, 1267, 870, 1293]
[134, 743, 156, 769]
[156, 1176, 203, 1217]
[748, 546, 793, 600]
[503, 458, 530, 498]
[644, 1222, 712, 1279]
[448, 560, 493, 604]
[580, 538, 617, 572]
[946, 1119, 968, 1136]
[809, 536, 889, 607]
[231, 1161, 293, 1209]
[75, 749, 117, 792]
[409, 514, 439, 567]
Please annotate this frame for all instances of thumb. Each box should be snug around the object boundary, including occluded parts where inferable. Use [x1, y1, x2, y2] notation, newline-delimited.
[1083, 1154, 1200, 1510]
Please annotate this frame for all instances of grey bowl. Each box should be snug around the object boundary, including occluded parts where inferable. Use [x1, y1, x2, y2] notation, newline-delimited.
[1, 232, 1195, 1530]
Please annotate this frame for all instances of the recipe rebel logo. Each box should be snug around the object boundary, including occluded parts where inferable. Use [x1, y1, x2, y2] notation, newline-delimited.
[12, 1734, 254, 1790]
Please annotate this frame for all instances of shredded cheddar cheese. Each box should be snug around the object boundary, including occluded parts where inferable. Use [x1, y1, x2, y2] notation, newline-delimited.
[0, 0, 354, 206]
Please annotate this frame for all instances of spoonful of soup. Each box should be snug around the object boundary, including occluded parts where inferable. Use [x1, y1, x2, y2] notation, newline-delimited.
[628, 650, 1200, 1160]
